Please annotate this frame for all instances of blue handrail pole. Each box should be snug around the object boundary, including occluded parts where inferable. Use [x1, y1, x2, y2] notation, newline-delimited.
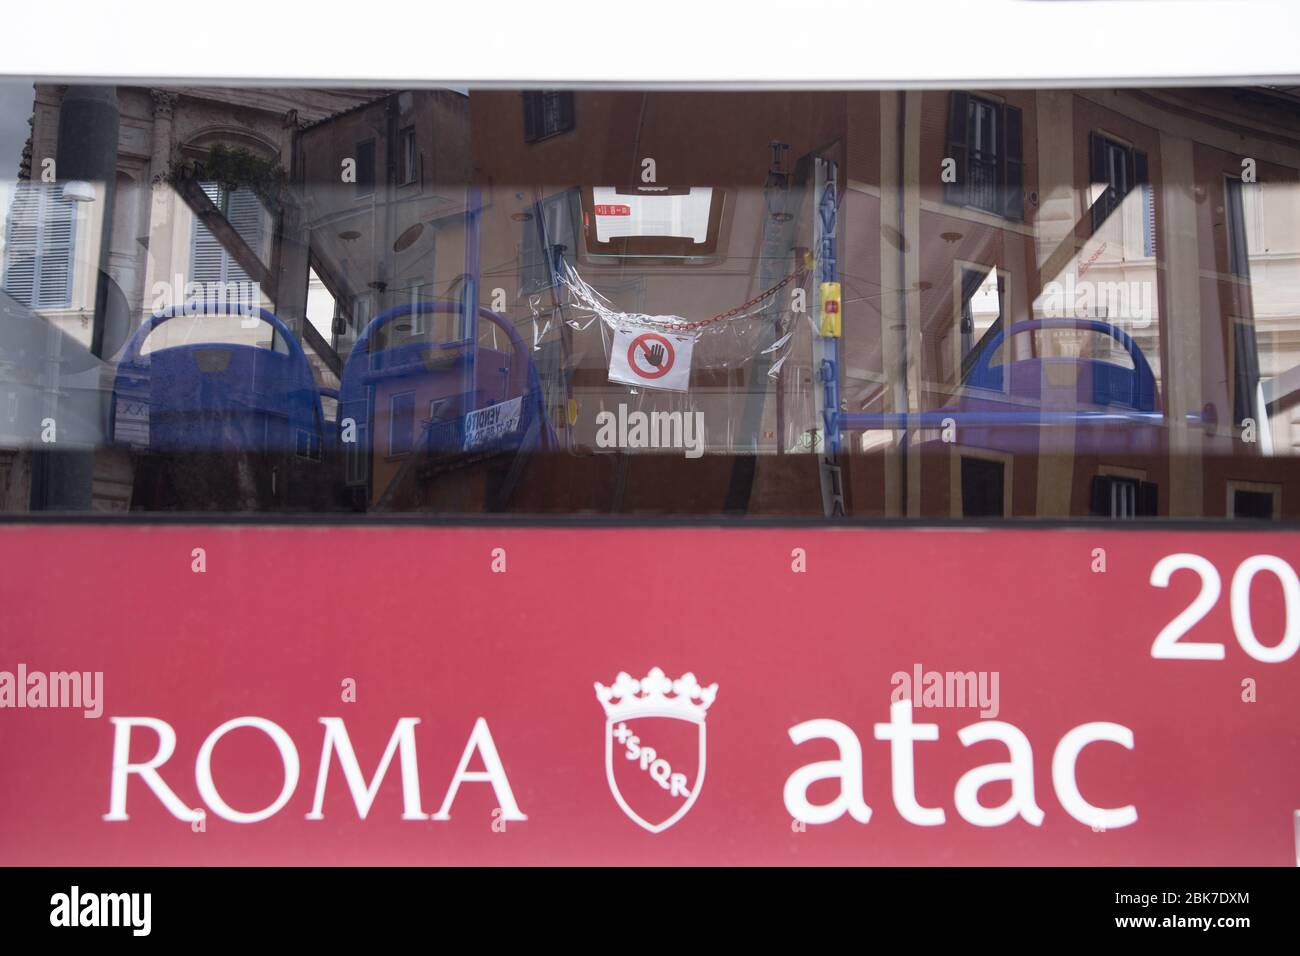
[838, 410, 1208, 430]
[813, 156, 845, 516]
[462, 186, 482, 417]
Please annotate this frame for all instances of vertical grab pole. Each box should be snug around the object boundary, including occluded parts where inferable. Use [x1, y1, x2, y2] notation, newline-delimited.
[533, 188, 575, 449]
[462, 186, 482, 416]
[813, 156, 845, 517]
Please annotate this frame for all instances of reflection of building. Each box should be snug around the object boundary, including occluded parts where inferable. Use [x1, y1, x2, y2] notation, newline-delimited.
[294, 90, 476, 504]
[295, 89, 471, 360]
[0, 84, 379, 509]
[10, 86, 380, 340]
[463, 87, 1300, 519]
[465, 90, 848, 514]
[4, 82, 1300, 519]
[897, 87, 1300, 521]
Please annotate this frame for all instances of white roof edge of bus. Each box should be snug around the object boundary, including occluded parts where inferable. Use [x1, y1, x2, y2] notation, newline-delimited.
[6, 76, 1300, 92]
[2, 0, 1296, 88]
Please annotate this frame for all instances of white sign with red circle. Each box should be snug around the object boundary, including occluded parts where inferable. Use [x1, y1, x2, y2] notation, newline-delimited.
[608, 326, 695, 392]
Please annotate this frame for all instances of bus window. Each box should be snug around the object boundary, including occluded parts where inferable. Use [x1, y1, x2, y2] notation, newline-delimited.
[0, 82, 1298, 522]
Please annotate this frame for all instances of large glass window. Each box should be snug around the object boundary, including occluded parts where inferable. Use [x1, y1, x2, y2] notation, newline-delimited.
[0, 82, 1297, 521]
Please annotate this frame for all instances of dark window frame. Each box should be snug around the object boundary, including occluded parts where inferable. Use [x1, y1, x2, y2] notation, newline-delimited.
[1088, 131, 1149, 233]
[958, 264, 1007, 377]
[523, 90, 576, 143]
[354, 139, 376, 198]
[398, 126, 419, 186]
[1225, 176, 1261, 429]
[960, 455, 1007, 518]
[1232, 487, 1277, 520]
[944, 92, 1024, 220]
[521, 189, 580, 294]
[388, 390, 417, 459]
[1090, 474, 1159, 519]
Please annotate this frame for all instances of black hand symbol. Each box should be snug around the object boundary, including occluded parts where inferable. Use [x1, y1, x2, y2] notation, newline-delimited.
[646, 343, 665, 367]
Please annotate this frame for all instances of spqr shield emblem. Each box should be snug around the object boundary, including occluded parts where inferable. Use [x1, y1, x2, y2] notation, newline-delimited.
[595, 667, 718, 834]
[605, 714, 705, 833]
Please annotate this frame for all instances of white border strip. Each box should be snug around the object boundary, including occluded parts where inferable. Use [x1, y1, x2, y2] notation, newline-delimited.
[3, 0, 1297, 87]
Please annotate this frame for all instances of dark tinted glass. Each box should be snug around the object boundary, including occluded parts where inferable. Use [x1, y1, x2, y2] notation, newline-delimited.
[1, 83, 1298, 521]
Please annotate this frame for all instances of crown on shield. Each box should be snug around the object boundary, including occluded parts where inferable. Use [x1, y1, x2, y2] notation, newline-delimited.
[594, 666, 718, 721]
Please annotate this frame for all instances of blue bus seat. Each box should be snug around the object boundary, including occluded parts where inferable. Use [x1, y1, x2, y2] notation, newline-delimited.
[952, 317, 1162, 455]
[336, 301, 553, 486]
[111, 305, 332, 458]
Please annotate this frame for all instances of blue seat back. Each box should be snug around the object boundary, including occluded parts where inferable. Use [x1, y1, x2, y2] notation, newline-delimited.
[965, 318, 1158, 412]
[111, 305, 326, 457]
[337, 302, 551, 479]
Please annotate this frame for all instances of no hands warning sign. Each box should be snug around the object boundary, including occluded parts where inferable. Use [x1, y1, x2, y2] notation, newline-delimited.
[608, 327, 695, 393]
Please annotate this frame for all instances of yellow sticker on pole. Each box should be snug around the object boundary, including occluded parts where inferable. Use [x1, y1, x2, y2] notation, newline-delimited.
[819, 281, 842, 337]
